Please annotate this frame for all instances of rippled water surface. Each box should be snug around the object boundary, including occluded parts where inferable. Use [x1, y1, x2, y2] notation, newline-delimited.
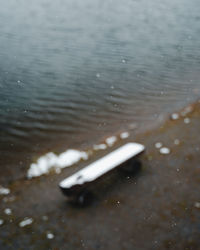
[0, 0, 200, 182]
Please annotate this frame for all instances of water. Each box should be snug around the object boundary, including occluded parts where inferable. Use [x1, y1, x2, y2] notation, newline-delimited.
[0, 0, 200, 183]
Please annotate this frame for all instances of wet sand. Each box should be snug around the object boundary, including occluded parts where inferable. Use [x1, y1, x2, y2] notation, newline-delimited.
[0, 101, 200, 250]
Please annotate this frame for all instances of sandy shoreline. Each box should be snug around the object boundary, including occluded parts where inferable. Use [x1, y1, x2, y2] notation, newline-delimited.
[0, 100, 200, 249]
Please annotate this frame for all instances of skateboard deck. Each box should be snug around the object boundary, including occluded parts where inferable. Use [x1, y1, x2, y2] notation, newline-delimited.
[59, 143, 145, 196]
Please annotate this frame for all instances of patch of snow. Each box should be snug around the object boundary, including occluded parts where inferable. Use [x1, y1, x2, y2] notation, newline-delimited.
[19, 217, 33, 227]
[0, 186, 10, 195]
[160, 147, 170, 155]
[171, 113, 179, 120]
[155, 142, 162, 149]
[120, 132, 130, 139]
[184, 117, 190, 124]
[106, 136, 117, 147]
[46, 232, 54, 239]
[4, 208, 12, 215]
[27, 150, 88, 179]
[93, 144, 107, 150]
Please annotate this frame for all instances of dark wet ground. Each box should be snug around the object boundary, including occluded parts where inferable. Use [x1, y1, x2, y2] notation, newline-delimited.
[1, 101, 200, 250]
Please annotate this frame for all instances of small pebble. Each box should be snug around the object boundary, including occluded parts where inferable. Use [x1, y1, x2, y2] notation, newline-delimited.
[155, 142, 162, 149]
[0, 219, 4, 226]
[4, 208, 12, 215]
[160, 147, 170, 155]
[46, 232, 54, 239]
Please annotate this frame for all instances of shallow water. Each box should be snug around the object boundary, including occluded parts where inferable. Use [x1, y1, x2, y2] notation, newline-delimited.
[0, 0, 200, 183]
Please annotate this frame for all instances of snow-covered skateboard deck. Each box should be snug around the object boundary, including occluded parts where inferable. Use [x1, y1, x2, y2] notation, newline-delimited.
[59, 143, 145, 201]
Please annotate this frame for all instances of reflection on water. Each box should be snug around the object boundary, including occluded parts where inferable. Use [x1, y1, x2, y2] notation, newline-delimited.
[0, 0, 200, 183]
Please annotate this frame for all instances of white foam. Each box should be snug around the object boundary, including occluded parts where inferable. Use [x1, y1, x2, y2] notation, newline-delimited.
[27, 150, 88, 179]
[19, 217, 33, 227]
[120, 132, 130, 139]
[105, 136, 117, 147]
[0, 186, 10, 195]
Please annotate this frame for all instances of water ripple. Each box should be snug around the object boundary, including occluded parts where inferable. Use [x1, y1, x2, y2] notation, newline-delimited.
[1, 0, 200, 183]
